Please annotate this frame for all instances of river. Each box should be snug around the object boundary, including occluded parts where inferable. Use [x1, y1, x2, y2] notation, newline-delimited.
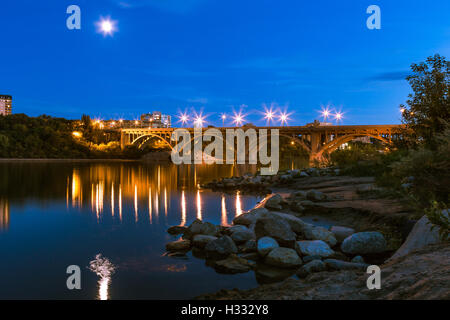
[0, 159, 307, 299]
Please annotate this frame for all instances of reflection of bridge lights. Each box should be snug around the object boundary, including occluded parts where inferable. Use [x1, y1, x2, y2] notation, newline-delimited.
[72, 131, 82, 138]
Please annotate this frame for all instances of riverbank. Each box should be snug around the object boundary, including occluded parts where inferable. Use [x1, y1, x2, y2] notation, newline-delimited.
[164, 168, 449, 299]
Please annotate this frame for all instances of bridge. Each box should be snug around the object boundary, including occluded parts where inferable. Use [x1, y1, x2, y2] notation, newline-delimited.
[120, 122, 405, 163]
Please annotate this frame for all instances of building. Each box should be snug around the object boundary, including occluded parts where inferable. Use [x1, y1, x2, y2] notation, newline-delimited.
[0, 95, 12, 116]
[140, 111, 171, 128]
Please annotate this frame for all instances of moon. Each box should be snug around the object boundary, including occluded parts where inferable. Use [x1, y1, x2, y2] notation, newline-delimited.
[96, 17, 118, 36]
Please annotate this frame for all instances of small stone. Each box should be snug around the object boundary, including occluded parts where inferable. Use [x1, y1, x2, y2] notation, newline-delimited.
[264, 194, 283, 210]
[303, 226, 337, 247]
[167, 225, 188, 235]
[166, 239, 191, 252]
[295, 240, 334, 258]
[302, 255, 323, 264]
[213, 254, 252, 274]
[265, 247, 303, 268]
[230, 228, 255, 244]
[257, 237, 279, 256]
[351, 256, 365, 264]
[330, 226, 355, 243]
[297, 259, 326, 278]
[324, 259, 368, 271]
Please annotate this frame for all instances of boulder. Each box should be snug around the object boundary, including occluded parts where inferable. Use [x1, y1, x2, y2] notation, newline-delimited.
[351, 256, 365, 264]
[213, 254, 252, 274]
[231, 228, 255, 244]
[303, 226, 337, 246]
[268, 211, 309, 232]
[233, 207, 269, 226]
[229, 225, 249, 233]
[265, 247, 303, 268]
[292, 190, 307, 199]
[297, 259, 326, 278]
[166, 239, 191, 252]
[239, 239, 257, 253]
[201, 222, 220, 236]
[187, 219, 204, 236]
[302, 255, 323, 264]
[205, 235, 238, 260]
[167, 225, 188, 235]
[264, 194, 283, 210]
[306, 190, 326, 201]
[254, 217, 296, 247]
[299, 171, 309, 177]
[257, 237, 279, 256]
[295, 240, 334, 258]
[341, 232, 386, 254]
[388, 215, 444, 262]
[324, 259, 369, 271]
[192, 235, 218, 248]
[330, 226, 355, 243]
[290, 201, 305, 213]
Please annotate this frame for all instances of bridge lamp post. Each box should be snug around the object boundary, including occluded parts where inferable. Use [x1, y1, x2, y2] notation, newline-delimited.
[264, 111, 274, 126]
[334, 112, 343, 125]
[221, 114, 227, 127]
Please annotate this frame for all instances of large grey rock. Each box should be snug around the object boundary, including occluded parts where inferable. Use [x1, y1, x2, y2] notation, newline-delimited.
[265, 247, 303, 268]
[205, 235, 238, 260]
[233, 207, 269, 226]
[257, 237, 279, 256]
[231, 228, 255, 244]
[213, 254, 252, 274]
[264, 194, 283, 210]
[303, 226, 337, 246]
[330, 226, 355, 243]
[188, 219, 204, 235]
[200, 222, 220, 236]
[295, 240, 334, 258]
[387, 215, 443, 262]
[166, 239, 191, 252]
[255, 217, 296, 247]
[341, 231, 386, 254]
[324, 259, 368, 271]
[229, 225, 249, 233]
[192, 235, 217, 248]
[263, 211, 309, 234]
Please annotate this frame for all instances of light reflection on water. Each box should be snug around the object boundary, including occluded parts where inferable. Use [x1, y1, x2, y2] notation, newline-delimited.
[89, 254, 116, 301]
[0, 159, 307, 299]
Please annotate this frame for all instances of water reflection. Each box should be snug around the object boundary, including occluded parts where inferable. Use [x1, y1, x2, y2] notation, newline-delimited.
[59, 163, 265, 226]
[89, 254, 116, 301]
[0, 198, 9, 231]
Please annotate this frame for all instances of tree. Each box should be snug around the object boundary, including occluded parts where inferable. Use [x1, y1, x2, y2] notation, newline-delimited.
[401, 54, 450, 149]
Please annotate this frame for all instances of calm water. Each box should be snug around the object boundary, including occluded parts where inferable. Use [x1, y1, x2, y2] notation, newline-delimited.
[0, 160, 305, 299]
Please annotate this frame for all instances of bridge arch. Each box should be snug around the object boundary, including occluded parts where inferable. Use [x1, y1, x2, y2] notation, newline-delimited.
[313, 133, 391, 160]
[132, 133, 174, 150]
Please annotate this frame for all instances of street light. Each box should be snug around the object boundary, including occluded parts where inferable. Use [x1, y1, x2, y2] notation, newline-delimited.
[232, 112, 245, 127]
[221, 114, 227, 127]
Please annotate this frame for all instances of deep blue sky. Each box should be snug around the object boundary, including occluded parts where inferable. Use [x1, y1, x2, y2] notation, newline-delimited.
[0, 0, 449, 125]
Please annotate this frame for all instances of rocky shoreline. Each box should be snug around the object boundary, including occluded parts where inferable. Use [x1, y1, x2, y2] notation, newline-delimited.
[165, 168, 449, 299]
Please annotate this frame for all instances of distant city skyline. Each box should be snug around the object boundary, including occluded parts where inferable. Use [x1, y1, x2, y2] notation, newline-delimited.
[1, 0, 449, 125]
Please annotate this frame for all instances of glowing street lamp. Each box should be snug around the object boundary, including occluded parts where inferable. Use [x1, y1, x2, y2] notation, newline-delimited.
[264, 110, 275, 126]
[278, 112, 291, 126]
[177, 112, 189, 127]
[320, 106, 332, 122]
[400, 108, 406, 113]
[221, 114, 227, 127]
[232, 112, 245, 127]
[194, 115, 205, 128]
[334, 112, 343, 124]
